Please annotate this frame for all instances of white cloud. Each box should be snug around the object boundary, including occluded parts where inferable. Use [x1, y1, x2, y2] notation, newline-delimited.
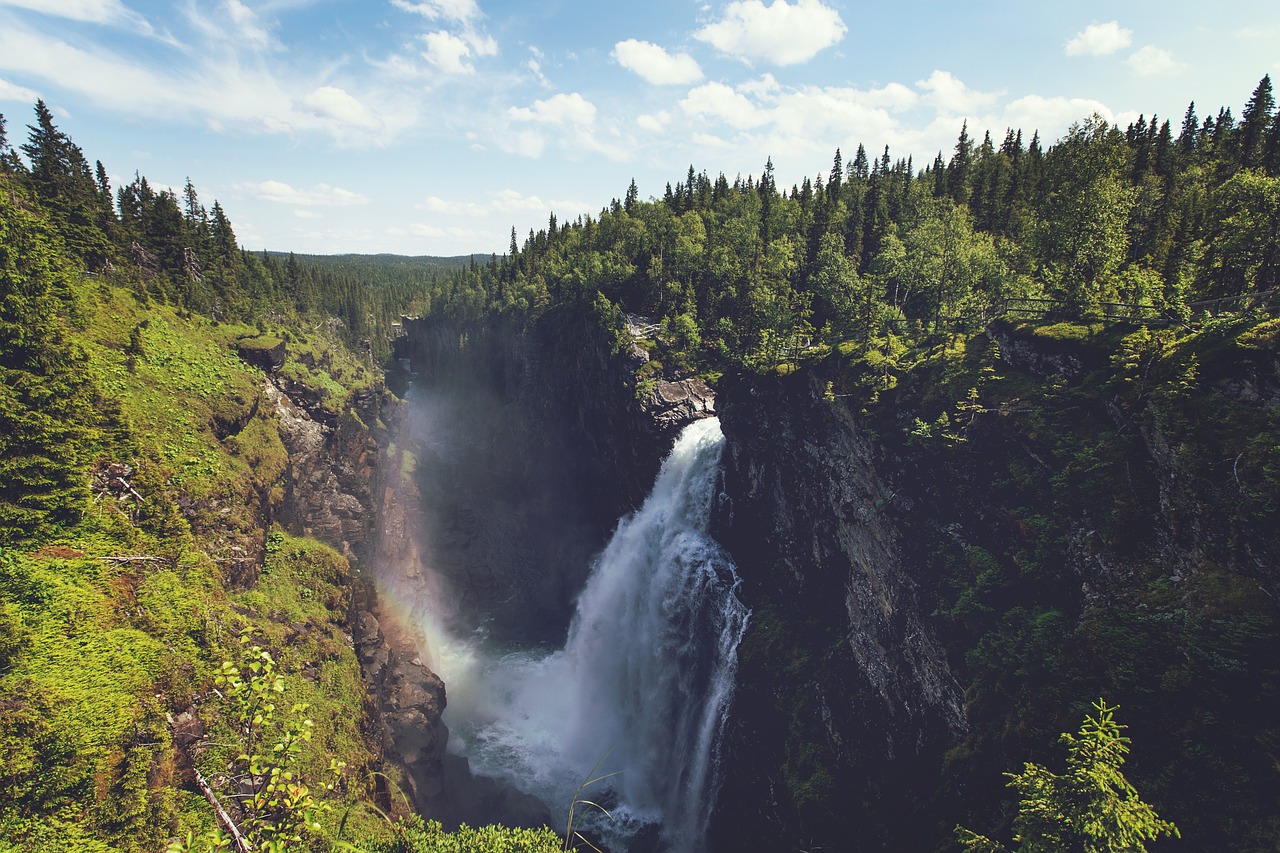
[861, 82, 918, 110]
[738, 73, 781, 98]
[400, 222, 483, 241]
[694, 0, 846, 66]
[293, 209, 323, 219]
[0, 0, 136, 25]
[0, 0, 168, 40]
[1126, 45, 1185, 77]
[612, 39, 703, 85]
[491, 189, 548, 212]
[508, 92, 596, 127]
[499, 129, 547, 158]
[421, 30, 475, 74]
[0, 23, 414, 145]
[917, 70, 1000, 113]
[692, 131, 730, 148]
[393, 0, 496, 71]
[237, 180, 371, 206]
[421, 196, 488, 216]
[1065, 21, 1132, 57]
[0, 76, 39, 103]
[680, 81, 767, 128]
[527, 57, 551, 87]
[298, 86, 383, 130]
[419, 190, 548, 216]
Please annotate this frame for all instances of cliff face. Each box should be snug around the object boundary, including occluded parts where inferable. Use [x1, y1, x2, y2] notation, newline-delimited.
[709, 371, 967, 850]
[710, 319, 1280, 851]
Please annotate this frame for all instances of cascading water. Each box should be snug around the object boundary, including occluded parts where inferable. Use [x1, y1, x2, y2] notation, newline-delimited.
[441, 417, 749, 852]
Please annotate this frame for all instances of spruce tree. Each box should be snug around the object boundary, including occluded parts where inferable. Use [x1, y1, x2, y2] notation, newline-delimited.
[948, 120, 973, 204]
[1178, 101, 1198, 159]
[1239, 74, 1275, 169]
[851, 143, 869, 181]
[0, 190, 96, 543]
[957, 701, 1179, 853]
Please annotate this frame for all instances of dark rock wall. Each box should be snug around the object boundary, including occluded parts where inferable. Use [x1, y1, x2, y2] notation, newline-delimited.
[709, 371, 967, 851]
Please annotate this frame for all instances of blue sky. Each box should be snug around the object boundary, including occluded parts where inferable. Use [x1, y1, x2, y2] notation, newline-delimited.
[1, 0, 1276, 257]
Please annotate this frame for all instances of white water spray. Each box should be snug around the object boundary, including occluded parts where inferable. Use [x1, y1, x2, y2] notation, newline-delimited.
[442, 417, 749, 851]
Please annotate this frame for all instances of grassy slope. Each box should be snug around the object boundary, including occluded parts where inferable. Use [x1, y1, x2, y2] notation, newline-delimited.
[0, 273, 397, 851]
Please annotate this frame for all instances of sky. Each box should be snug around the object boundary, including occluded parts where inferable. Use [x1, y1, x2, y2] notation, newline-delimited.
[0, 0, 1277, 258]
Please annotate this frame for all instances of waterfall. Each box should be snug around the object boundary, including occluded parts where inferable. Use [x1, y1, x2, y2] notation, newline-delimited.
[444, 417, 749, 851]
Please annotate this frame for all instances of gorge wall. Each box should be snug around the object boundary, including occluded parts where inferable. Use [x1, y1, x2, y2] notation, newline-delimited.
[708, 319, 1280, 850]
[708, 370, 967, 850]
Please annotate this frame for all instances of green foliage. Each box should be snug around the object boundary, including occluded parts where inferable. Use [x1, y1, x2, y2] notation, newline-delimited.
[168, 631, 348, 853]
[368, 816, 561, 853]
[956, 700, 1179, 852]
[0, 185, 97, 543]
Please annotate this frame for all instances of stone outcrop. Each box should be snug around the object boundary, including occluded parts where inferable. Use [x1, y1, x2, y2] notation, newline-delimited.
[235, 336, 287, 374]
[266, 380, 381, 565]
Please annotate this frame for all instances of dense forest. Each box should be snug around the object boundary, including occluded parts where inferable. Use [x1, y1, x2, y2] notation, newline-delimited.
[1, 73, 1279, 852]
[422, 75, 1279, 378]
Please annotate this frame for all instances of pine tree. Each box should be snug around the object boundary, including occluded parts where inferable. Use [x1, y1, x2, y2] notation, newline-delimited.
[624, 178, 638, 213]
[1239, 74, 1275, 169]
[19, 101, 112, 268]
[0, 112, 16, 173]
[948, 120, 974, 204]
[1178, 101, 1198, 158]
[851, 143, 869, 181]
[0, 190, 96, 542]
[956, 700, 1179, 853]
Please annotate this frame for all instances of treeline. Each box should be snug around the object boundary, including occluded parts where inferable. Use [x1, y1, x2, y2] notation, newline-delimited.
[430, 75, 1280, 371]
[0, 102, 429, 361]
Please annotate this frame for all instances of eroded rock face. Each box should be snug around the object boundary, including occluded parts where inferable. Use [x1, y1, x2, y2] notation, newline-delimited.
[266, 380, 380, 565]
[640, 377, 716, 432]
[710, 371, 966, 851]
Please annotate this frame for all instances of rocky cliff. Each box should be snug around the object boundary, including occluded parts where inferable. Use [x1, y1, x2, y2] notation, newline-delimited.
[709, 318, 1280, 850]
[709, 370, 967, 850]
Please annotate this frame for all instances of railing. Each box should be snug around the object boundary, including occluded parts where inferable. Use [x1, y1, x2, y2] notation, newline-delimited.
[1185, 290, 1279, 318]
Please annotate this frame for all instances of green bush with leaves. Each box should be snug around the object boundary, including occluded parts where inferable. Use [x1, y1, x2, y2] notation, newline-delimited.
[367, 817, 561, 853]
[956, 700, 1179, 852]
[169, 631, 348, 853]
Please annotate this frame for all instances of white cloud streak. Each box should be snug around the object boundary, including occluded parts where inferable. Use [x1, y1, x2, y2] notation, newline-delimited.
[508, 92, 596, 126]
[235, 180, 372, 206]
[0, 76, 39, 103]
[0, 21, 411, 145]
